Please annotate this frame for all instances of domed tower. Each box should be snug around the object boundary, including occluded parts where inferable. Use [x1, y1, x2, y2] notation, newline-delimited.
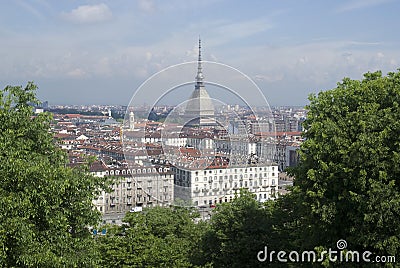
[184, 38, 216, 127]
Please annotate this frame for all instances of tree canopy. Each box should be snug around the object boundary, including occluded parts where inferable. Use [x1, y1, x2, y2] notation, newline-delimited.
[97, 206, 207, 267]
[0, 83, 108, 267]
[288, 70, 400, 265]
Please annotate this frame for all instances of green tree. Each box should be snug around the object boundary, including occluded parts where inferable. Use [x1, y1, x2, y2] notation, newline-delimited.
[289, 70, 400, 266]
[196, 190, 274, 268]
[97, 206, 207, 267]
[0, 83, 108, 267]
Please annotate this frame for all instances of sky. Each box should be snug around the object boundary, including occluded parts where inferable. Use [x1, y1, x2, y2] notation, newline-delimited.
[0, 0, 399, 106]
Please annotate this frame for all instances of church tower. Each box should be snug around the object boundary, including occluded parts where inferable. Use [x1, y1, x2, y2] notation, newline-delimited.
[184, 38, 216, 127]
[129, 111, 135, 130]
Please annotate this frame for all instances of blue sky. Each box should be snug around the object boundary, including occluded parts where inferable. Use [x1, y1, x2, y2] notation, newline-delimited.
[0, 0, 399, 106]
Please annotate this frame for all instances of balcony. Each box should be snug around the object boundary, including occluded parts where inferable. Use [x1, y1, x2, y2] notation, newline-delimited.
[193, 189, 200, 193]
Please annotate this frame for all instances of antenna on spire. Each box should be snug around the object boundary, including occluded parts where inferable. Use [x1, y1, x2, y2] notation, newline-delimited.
[196, 36, 204, 83]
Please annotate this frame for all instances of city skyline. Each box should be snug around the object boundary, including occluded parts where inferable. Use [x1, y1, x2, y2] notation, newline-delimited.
[1, 0, 399, 106]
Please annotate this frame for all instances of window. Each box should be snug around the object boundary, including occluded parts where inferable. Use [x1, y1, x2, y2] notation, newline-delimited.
[272, 179, 276, 186]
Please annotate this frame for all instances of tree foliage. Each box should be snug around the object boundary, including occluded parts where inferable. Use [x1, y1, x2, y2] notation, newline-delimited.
[0, 83, 108, 267]
[97, 206, 207, 267]
[288, 70, 400, 265]
[196, 190, 274, 268]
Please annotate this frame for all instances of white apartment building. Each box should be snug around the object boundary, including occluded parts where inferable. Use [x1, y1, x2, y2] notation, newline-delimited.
[92, 164, 174, 214]
[173, 163, 279, 206]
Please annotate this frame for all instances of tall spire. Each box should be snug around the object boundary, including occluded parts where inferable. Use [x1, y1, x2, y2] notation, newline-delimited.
[195, 37, 204, 84]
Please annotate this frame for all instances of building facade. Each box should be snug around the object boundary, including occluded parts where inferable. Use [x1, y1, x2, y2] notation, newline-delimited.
[91, 163, 174, 215]
[173, 163, 278, 206]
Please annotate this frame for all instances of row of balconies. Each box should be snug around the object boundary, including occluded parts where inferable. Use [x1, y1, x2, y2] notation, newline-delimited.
[193, 185, 276, 194]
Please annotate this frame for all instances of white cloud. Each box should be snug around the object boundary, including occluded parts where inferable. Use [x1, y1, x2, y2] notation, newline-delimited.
[337, 0, 393, 12]
[67, 68, 86, 78]
[61, 3, 112, 24]
[253, 74, 284, 82]
[208, 18, 274, 47]
[138, 0, 156, 12]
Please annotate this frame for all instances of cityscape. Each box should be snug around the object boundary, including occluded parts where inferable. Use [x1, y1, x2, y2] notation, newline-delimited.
[1, 1, 399, 267]
[39, 41, 306, 223]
